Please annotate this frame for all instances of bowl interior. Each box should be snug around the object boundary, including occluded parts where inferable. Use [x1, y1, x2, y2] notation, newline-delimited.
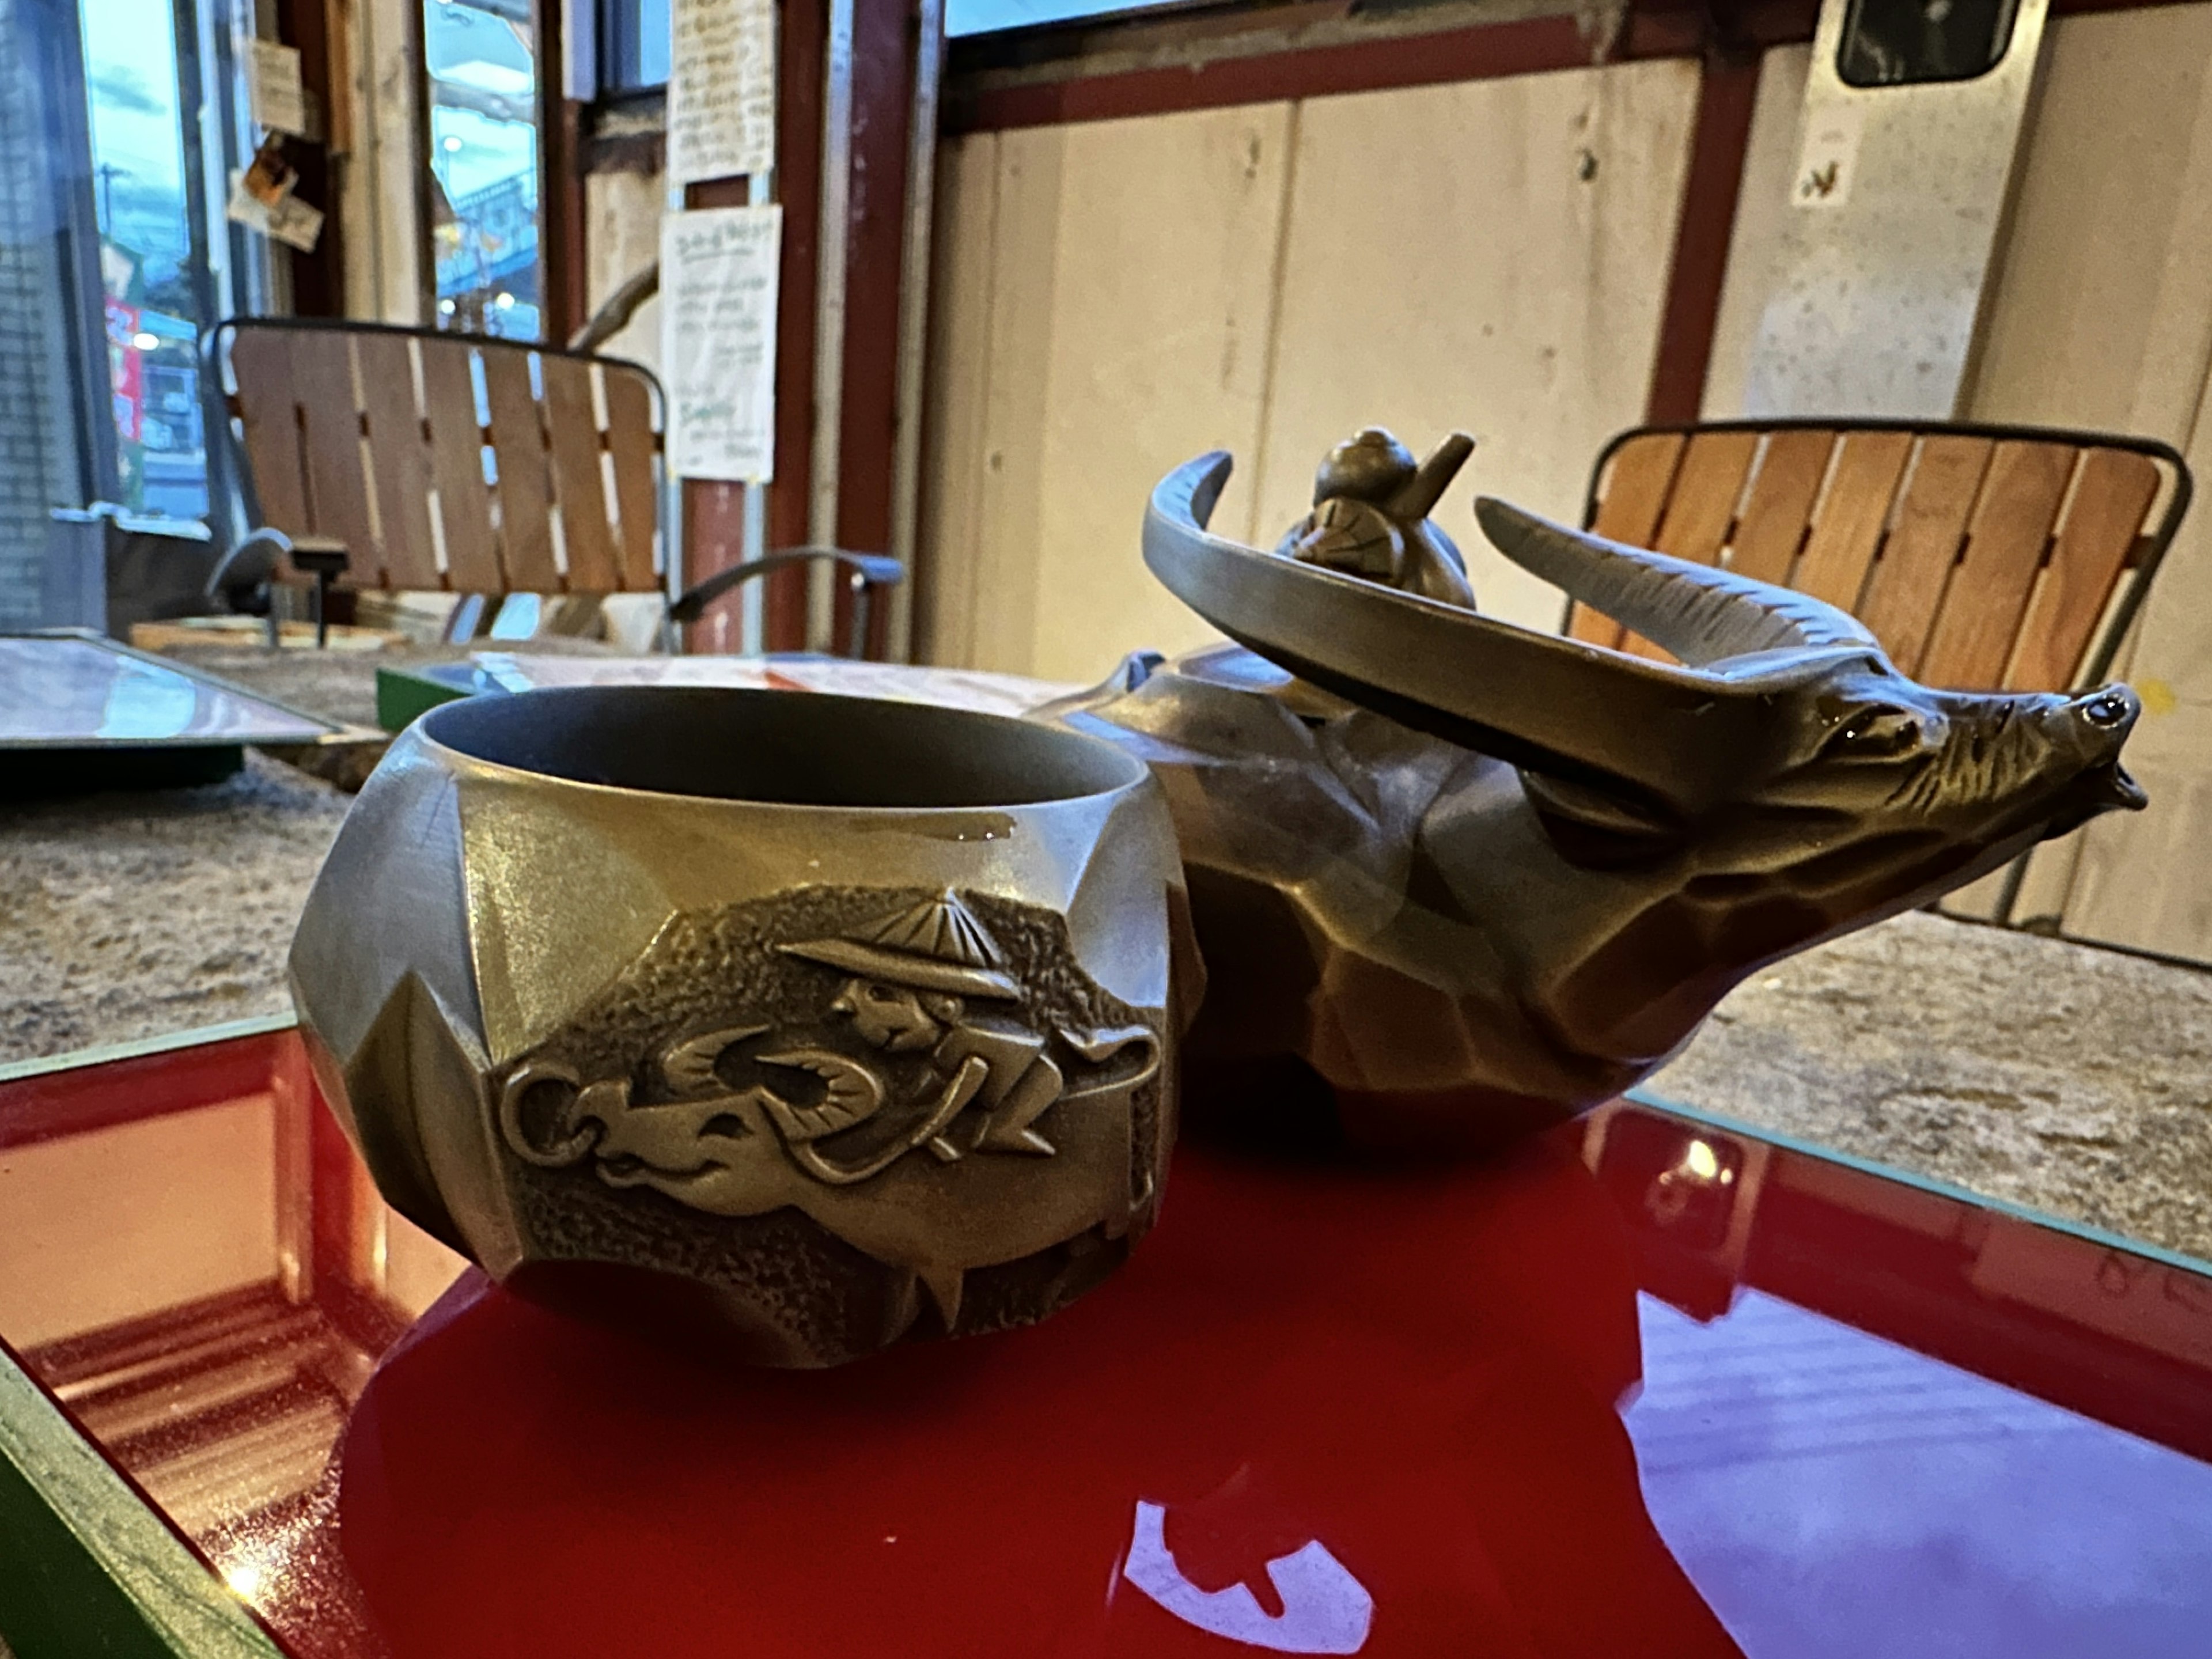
[418, 685, 1145, 809]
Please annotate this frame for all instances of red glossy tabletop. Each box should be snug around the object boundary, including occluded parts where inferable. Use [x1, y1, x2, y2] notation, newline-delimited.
[3, 1029, 2209, 1657]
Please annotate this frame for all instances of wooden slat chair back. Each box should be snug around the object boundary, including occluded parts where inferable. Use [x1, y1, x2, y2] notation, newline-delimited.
[1570, 421, 2191, 695]
[211, 318, 666, 603]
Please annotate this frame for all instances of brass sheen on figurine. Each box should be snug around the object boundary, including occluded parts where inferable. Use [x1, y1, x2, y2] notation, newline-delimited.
[289, 687, 1192, 1367]
[1047, 430, 2147, 1150]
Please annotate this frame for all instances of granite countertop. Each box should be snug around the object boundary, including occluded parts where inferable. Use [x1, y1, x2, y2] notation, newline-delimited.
[2, 725, 2207, 1263]
[0, 754, 349, 1062]
[161, 636, 620, 730]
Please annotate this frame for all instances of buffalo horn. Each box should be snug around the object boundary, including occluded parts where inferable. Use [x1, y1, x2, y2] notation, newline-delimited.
[1472, 498, 1881, 665]
[1141, 452, 1873, 816]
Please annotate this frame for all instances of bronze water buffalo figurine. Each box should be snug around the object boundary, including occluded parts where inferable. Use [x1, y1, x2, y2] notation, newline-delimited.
[1047, 438, 2146, 1150]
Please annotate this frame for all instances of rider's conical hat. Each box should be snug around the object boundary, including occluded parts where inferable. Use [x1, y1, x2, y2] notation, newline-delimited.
[779, 889, 1018, 999]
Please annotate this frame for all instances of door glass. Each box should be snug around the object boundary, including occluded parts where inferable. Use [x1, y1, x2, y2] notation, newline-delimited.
[1838, 0, 2020, 84]
[426, 0, 541, 340]
[81, 0, 206, 519]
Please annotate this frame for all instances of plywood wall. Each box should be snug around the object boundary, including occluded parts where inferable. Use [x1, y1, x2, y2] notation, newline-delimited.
[585, 166, 668, 374]
[922, 104, 1294, 682]
[919, 58, 1704, 684]
[1963, 4, 2212, 957]
[338, 0, 430, 324]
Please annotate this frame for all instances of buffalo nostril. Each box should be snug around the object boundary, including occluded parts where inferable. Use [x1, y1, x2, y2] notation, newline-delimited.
[2080, 692, 2133, 728]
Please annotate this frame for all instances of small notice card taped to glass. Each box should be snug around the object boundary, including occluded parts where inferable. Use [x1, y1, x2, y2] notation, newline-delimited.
[247, 40, 308, 138]
[662, 204, 781, 482]
[668, 0, 777, 187]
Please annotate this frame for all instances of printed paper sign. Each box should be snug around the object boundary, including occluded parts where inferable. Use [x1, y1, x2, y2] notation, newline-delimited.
[1793, 101, 1867, 210]
[667, 0, 777, 185]
[248, 40, 308, 138]
[662, 204, 782, 482]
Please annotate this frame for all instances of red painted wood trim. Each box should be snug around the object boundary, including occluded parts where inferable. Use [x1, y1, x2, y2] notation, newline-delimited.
[541, 98, 590, 348]
[942, 3, 1801, 133]
[952, 14, 1602, 132]
[2048, 0, 2212, 16]
[940, 0, 2165, 139]
[833, 0, 919, 660]
[766, 0, 831, 653]
[274, 0, 345, 315]
[1645, 52, 1761, 424]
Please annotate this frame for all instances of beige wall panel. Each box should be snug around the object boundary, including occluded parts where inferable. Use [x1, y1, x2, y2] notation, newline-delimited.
[918, 132, 1003, 669]
[1969, 5, 2212, 437]
[1007, 108, 1290, 682]
[341, 0, 429, 322]
[1952, 4, 2212, 957]
[925, 108, 1289, 679]
[585, 168, 668, 374]
[965, 123, 1065, 675]
[2067, 374, 2212, 956]
[1702, 45, 1811, 418]
[1253, 59, 1702, 632]
[2067, 709, 2212, 959]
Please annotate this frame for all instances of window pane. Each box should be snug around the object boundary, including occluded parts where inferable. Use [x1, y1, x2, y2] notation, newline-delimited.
[1838, 0, 2019, 85]
[594, 0, 1200, 82]
[946, 0, 1191, 36]
[82, 0, 206, 519]
[632, 0, 669, 88]
[427, 0, 542, 339]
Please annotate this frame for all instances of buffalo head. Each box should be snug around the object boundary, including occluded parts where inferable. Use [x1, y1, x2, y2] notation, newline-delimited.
[1050, 449, 2145, 1143]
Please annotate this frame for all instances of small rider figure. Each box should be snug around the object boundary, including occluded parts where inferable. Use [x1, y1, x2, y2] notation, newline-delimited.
[782, 891, 1063, 1160]
[1275, 427, 1479, 611]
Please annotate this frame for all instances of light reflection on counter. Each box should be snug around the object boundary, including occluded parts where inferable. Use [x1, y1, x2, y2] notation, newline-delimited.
[0, 637, 333, 745]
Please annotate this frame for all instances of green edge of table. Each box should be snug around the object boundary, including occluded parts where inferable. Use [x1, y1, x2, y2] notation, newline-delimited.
[373, 665, 476, 733]
[0, 1355, 283, 1658]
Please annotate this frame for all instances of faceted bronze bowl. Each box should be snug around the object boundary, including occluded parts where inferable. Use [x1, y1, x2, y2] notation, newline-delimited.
[290, 686, 1191, 1366]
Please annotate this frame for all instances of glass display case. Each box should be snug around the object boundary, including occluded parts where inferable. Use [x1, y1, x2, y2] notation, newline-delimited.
[1, 1020, 2208, 1656]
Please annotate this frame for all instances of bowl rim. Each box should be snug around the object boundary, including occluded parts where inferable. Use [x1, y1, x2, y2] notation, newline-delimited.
[410, 683, 1154, 813]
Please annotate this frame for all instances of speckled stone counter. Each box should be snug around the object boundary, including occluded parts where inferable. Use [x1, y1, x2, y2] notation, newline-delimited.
[0, 754, 347, 1062]
[3, 738, 2207, 1263]
[1649, 910, 2212, 1262]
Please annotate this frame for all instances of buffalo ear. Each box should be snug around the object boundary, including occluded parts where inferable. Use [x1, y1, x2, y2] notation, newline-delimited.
[1518, 769, 1684, 868]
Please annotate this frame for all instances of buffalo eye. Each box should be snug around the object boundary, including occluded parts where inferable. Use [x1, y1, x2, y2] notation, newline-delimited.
[1826, 706, 1921, 759]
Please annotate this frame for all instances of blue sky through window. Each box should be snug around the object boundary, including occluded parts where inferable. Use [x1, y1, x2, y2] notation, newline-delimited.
[81, 0, 190, 267]
[946, 0, 1187, 34]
